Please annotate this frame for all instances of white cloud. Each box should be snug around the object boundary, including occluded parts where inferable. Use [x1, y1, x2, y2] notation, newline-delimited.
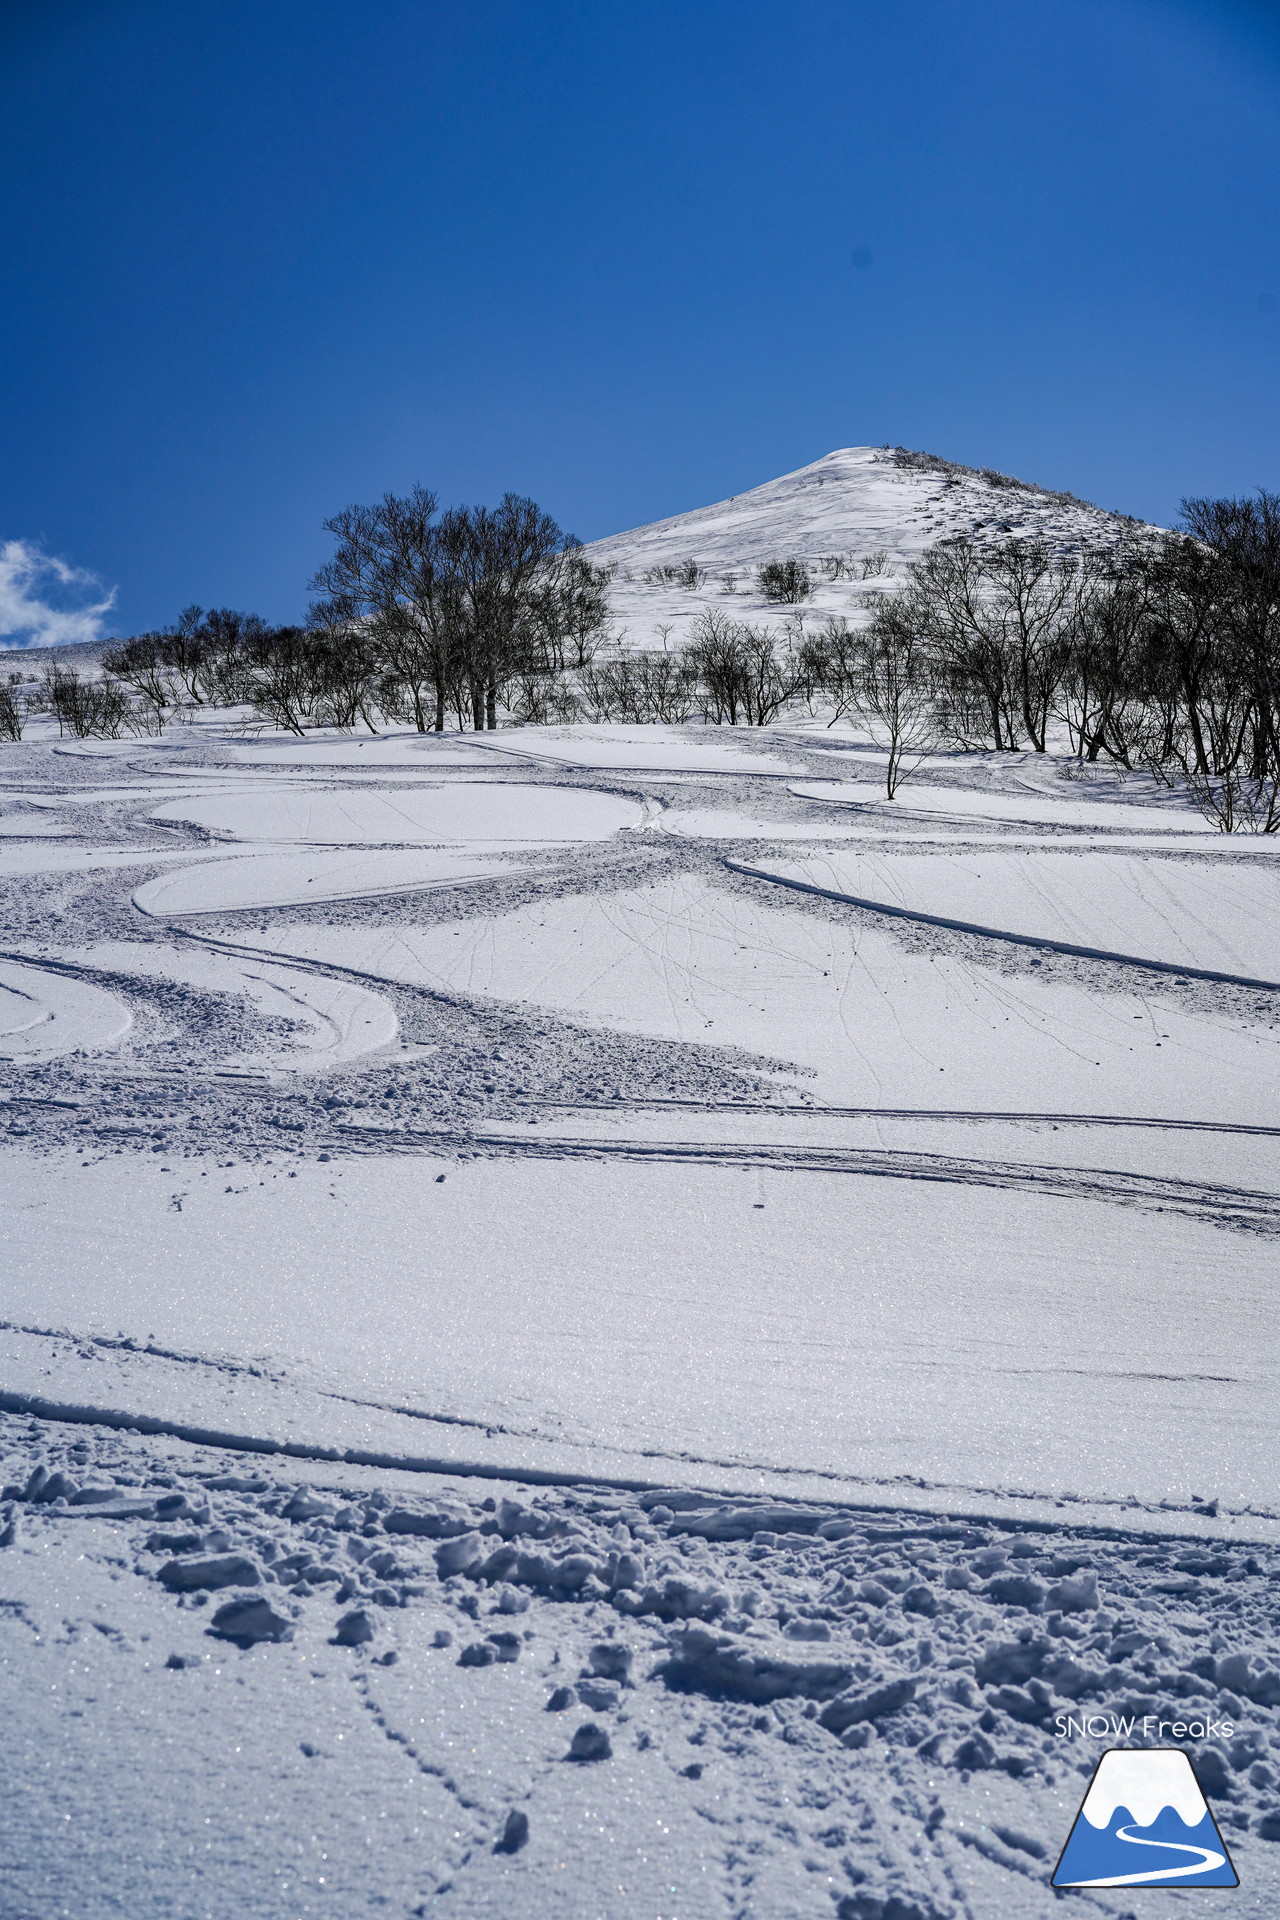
[0, 538, 117, 649]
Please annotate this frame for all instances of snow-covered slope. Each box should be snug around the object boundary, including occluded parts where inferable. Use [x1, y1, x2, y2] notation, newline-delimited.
[7, 710, 1280, 1918]
[585, 446, 1157, 649]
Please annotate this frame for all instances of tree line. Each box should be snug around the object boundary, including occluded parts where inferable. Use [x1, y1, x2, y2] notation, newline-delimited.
[5, 481, 1278, 830]
[832, 491, 1280, 825]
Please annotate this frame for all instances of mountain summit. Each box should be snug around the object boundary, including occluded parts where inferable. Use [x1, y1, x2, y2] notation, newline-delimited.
[587, 446, 1152, 576]
[585, 447, 1156, 649]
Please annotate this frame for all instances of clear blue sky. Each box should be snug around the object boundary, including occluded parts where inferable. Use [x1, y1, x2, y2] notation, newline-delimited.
[3, 0, 1280, 638]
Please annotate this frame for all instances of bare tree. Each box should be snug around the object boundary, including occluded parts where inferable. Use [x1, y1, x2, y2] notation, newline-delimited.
[0, 683, 23, 740]
[162, 606, 209, 705]
[102, 635, 180, 726]
[905, 539, 1016, 749]
[757, 559, 812, 604]
[687, 610, 747, 724]
[737, 624, 804, 725]
[1186, 765, 1280, 832]
[239, 628, 316, 736]
[685, 613, 803, 725]
[310, 487, 453, 731]
[521, 549, 612, 670]
[794, 613, 860, 718]
[312, 488, 598, 734]
[306, 606, 382, 732]
[439, 495, 573, 729]
[576, 650, 692, 723]
[635, 650, 698, 722]
[41, 665, 140, 739]
[906, 537, 1074, 751]
[504, 670, 582, 726]
[1055, 548, 1151, 763]
[848, 598, 939, 797]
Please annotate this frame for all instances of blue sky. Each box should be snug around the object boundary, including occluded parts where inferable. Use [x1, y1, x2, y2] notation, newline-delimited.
[2, 0, 1279, 638]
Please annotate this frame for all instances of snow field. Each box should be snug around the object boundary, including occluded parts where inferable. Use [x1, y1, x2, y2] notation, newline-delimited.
[5, 702, 1280, 1920]
[148, 782, 645, 845]
[2, 1411, 1278, 1920]
[223, 872, 1280, 1123]
[744, 848, 1280, 984]
[2, 1148, 1277, 1519]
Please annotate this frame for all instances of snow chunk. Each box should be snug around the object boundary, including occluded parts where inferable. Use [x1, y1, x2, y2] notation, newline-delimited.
[656, 1625, 853, 1703]
[208, 1595, 293, 1645]
[819, 1676, 917, 1733]
[159, 1554, 261, 1592]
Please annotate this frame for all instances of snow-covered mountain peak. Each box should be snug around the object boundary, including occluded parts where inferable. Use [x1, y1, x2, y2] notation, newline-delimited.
[582, 445, 1159, 650]
[586, 445, 1153, 577]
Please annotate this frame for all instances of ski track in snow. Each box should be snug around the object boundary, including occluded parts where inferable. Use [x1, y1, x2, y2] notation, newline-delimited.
[4, 685, 1280, 1915]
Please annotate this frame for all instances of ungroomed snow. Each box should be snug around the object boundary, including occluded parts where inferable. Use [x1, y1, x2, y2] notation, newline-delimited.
[3, 460, 1279, 1920]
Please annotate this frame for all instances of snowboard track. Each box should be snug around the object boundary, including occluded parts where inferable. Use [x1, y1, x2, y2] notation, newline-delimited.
[726, 859, 1280, 993]
[332, 1120, 1280, 1235]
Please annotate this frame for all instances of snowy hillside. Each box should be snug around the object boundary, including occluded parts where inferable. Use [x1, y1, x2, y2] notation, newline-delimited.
[4, 705, 1280, 1918]
[585, 446, 1158, 649]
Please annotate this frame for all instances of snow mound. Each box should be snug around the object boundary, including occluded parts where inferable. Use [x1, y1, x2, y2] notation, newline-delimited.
[742, 848, 1280, 984]
[0, 959, 132, 1062]
[133, 848, 524, 915]
[147, 783, 643, 845]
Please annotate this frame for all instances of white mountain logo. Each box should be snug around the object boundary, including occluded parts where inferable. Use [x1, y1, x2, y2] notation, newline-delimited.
[1052, 1748, 1238, 1888]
